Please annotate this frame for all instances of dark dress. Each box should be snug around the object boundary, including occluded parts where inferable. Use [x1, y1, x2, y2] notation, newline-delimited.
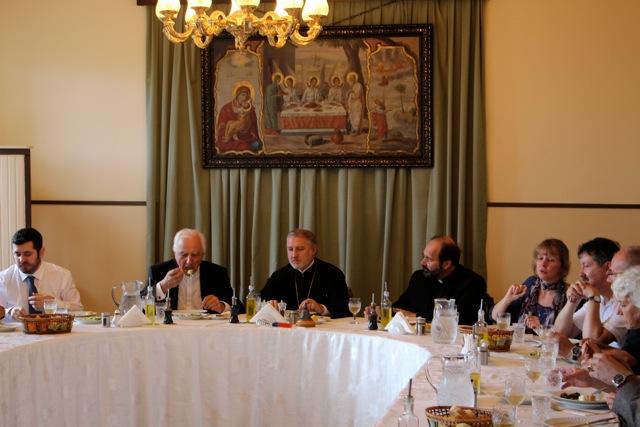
[260, 258, 351, 318]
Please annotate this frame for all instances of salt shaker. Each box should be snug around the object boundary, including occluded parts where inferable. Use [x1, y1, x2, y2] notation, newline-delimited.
[479, 342, 489, 365]
[111, 309, 121, 327]
[415, 317, 426, 335]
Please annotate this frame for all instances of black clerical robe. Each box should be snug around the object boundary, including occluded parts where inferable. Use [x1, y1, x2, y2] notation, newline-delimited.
[393, 264, 487, 326]
[260, 258, 350, 318]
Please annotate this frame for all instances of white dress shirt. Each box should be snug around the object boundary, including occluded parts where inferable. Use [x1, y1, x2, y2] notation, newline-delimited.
[155, 268, 229, 312]
[0, 261, 84, 318]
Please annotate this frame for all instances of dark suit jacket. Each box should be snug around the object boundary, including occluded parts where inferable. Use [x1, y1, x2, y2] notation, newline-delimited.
[148, 260, 240, 312]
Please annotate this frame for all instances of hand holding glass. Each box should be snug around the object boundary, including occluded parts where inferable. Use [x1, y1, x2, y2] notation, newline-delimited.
[348, 297, 361, 324]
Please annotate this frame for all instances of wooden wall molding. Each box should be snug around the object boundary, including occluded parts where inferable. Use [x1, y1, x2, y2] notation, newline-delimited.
[31, 200, 146, 207]
[488, 202, 640, 210]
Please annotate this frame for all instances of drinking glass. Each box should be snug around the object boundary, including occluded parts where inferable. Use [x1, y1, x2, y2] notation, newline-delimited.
[43, 300, 58, 315]
[530, 394, 550, 426]
[525, 357, 542, 384]
[497, 312, 511, 330]
[504, 377, 526, 420]
[491, 404, 516, 427]
[348, 297, 361, 324]
[512, 322, 526, 343]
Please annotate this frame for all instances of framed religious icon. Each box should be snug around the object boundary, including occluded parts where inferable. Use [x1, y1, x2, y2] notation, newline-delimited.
[201, 24, 432, 168]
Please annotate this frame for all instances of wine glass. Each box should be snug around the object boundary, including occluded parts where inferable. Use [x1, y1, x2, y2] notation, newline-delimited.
[504, 377, 526, 421]
[348, 297, 361, 324]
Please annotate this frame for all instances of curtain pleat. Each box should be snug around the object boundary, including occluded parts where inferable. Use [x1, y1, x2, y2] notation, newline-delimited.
[146, 0, 487, 301]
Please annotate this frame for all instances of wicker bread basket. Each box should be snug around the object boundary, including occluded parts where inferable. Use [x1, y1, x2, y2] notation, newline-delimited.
[425, 406, 492, 427]
[487, 327, 514, 352]
[19, 314, 75, 334]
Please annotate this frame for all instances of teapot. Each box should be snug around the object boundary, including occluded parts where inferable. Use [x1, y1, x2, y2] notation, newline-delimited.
[425, 353, 475, 407]
[111, 280, 144, 314]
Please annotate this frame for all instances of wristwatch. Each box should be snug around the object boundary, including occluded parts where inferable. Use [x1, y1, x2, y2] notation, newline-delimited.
[587, 295, 602, 303]
[570, 344, 581, 362]
[612, 373, 629, 389]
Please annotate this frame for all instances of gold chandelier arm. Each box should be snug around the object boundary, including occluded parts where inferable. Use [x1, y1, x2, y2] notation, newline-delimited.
[198, 10, 228, 39]
[256, 12, 295, 49]
[193, 34, 213, 49]
[159, 11, 195, 44]
[288, 19, 323, 47]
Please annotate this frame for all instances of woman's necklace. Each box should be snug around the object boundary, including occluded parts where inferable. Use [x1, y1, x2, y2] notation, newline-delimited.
[294, 264, 318, 307]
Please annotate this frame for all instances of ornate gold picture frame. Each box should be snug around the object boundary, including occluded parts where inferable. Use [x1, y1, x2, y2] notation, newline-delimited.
[202, 24, 432, 168]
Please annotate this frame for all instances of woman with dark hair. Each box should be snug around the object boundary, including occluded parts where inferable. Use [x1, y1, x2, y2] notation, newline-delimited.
[491, 238, 571, 330]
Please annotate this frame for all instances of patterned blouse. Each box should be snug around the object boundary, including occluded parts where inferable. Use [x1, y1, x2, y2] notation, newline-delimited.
[508, 275, 568, 327]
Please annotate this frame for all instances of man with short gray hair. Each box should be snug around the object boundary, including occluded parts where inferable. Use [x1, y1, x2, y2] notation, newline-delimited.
[149, 228, 235, 312]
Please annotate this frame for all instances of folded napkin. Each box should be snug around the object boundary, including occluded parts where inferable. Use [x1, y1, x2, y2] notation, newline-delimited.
[250, 303, 286, 324]
[117, 305, 150, 327]
[385, 312, 414, 335]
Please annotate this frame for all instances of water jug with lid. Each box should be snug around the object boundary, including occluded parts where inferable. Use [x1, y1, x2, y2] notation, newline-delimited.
[425, 353, 475, 407]
[111, 280, 144, 314]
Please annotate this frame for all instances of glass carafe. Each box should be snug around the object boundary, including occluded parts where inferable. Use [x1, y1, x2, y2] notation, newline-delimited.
[432, 299, 458, 344]
[425, 353, 475, 407]
[111, 280, 144, 314]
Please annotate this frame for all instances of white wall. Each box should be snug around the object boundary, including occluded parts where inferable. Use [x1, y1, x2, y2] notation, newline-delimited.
[1, 0, 147, 312]
[485, 0, 640, 297]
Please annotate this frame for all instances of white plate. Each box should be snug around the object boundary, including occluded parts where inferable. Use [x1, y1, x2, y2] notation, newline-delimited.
[0, 324, 19, 333]
[311, 315, 329, 324]
[544, 415, 618, 426]
[70, 311, 97, 318]
[210, 312, 230, 320]
[551, 388, 608, 409]
[74, 316, 102, 324]
[173, 310, 208, 320]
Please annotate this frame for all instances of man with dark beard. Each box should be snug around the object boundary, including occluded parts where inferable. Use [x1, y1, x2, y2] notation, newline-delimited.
[392, 236, 489, 325]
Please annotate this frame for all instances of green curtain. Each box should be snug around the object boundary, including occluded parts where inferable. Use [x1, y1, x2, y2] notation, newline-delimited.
[146, 0, 487, 301]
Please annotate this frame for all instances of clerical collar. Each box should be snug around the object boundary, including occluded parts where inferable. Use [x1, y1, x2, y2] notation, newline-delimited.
[292, 259, 315, 275]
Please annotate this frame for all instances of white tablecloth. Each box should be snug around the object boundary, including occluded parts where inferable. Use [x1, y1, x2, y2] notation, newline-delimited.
[0, 318, 428, 427]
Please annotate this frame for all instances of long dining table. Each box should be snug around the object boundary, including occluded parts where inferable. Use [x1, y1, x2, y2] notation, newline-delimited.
[0, 315, 618, 426]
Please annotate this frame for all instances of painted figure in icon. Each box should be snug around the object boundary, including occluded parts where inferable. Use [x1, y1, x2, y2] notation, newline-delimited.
[216, 82, 262, 153]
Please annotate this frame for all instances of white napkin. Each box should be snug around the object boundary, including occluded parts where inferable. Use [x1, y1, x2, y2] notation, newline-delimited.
[117, 305, 150, 327]
[250, 303, 286, 324]
[384, 312, 414, 335]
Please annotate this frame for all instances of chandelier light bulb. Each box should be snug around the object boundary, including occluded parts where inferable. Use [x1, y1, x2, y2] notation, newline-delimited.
[155, 0, 180, 18]
[187, 0, 212, 8]
[237, 0, 260, 7]
[302, 0, 329, 19]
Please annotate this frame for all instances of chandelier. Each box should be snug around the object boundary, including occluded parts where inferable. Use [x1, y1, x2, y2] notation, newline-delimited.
[155, 0, 329, 50]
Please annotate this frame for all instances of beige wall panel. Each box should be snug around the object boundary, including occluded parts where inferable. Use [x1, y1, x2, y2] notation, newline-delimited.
[487, 207, 640, 301]
[1, 0, 146, 201]
[485, 0, 640, 203]
[32, 205, 147, 313]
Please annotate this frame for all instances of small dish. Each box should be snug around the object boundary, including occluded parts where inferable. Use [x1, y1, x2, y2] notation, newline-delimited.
[0, 323, 19, 333]
[550, 388, 608, 410]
